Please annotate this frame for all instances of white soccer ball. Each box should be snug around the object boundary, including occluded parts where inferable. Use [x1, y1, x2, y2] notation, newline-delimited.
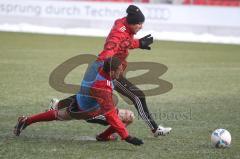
[211, 128, 231, 148]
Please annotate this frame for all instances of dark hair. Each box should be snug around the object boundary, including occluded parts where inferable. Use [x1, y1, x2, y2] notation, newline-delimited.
[103, 57, 121, 73]
[126, 5, 145, 25]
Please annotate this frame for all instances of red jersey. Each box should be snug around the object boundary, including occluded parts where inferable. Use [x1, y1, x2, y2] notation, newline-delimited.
[90, 69, 129, 139]
[97, 17, 140, 70]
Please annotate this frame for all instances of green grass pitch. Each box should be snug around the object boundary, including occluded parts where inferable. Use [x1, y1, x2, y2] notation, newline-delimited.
[0, 31, 240, 159]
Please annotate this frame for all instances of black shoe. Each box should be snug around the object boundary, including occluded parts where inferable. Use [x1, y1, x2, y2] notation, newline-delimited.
[14, 116, 28, 136]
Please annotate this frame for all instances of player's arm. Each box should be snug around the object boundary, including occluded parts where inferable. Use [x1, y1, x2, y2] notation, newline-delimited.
[91, 81, 143, 145]
[104, 108, 129, 139]
[129, 38, 140, 49]
[91, 81, 128, 138]
[129, 34, 153, 50]
[104, 108, 143, 146]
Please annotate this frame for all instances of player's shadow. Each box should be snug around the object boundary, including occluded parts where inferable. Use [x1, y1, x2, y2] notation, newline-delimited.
[12, 134, 97, 144]
[107, 147, 139, 152]
[8, 133, 137, 151]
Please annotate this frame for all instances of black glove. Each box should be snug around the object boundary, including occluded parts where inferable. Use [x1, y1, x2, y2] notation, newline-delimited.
[139, 34, 153, 50]
[125, 136, 144, 146]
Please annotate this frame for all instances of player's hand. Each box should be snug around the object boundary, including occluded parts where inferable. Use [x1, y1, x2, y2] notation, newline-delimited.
[125, 136, 144, 146]
[139, 34, 153, 50]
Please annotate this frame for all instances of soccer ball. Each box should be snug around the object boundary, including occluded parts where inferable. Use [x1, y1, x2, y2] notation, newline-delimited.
[211, 128, 231, 148]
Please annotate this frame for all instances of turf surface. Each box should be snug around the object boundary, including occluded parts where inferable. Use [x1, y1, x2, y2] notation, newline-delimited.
[0, 31, 240, 159]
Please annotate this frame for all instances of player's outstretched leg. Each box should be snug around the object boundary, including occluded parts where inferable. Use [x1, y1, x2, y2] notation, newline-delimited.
[13, 109, 59, 136]
[114, 76, 172, 137]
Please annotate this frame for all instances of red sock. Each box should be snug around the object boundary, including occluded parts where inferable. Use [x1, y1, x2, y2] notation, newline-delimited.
[26, 110, 58, 125]
[98, 126, 116, 139]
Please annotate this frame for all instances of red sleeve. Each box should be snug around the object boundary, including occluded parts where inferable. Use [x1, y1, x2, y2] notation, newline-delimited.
[104, 108, 129, 140]
[129, 39, 140, 49]
[91, 81, 129, 139]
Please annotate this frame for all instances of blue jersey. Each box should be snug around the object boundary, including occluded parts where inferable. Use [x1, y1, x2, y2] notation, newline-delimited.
[76, 61, 114, 111]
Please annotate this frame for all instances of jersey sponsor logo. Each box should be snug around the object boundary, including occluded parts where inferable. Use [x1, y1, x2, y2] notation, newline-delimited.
[119, 26, 126, 32]
[107, 80, 111, 87]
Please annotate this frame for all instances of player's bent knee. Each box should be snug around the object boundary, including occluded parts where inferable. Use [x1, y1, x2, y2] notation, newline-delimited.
[127, 110, 135, 124]
[118, 109, 135, 124]
[56, 109, 72, 121]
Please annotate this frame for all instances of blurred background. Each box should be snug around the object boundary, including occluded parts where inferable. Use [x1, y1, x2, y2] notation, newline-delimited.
[0, 0, 240, 44]
[68, 0, 240, 6]
[34, 0, 240, 5]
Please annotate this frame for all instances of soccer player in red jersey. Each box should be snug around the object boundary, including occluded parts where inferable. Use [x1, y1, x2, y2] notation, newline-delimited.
[84, 5, 172, 137]
[14, 57, 143, 146]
